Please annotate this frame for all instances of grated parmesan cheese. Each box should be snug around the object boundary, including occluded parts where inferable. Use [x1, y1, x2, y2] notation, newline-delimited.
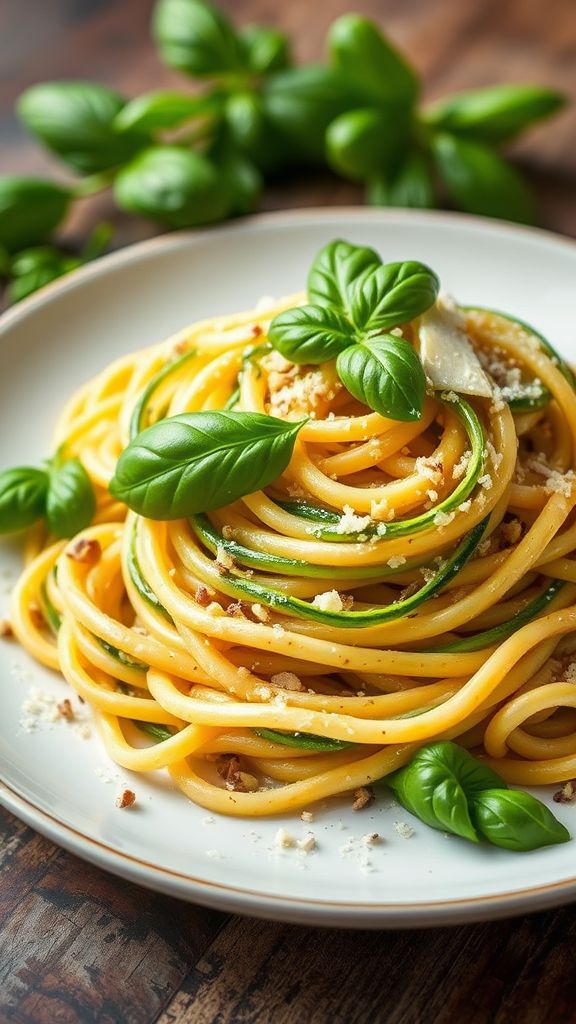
[394, 821, 415, 839]
[452, 451, 471, 480]
[274, 828, 295, 849]
[415, 455, 443, 483]
[216, 544, 234, 571]
[335, 504, 372, 535]
[387, 555, 406, 569]
[312, 590, 344, 612]
[251, 603, 269, 623]
[433, 510, 455, 528]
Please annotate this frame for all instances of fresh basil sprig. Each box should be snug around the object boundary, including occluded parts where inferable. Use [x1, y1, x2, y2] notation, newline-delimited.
[109, 411, 306, 519]
[336, 335, 426, 422]
[268, 239, 436, 421]
[0, 4, 566, 304]
[153, 0, 248, 75]
[387, 742, 570, 851]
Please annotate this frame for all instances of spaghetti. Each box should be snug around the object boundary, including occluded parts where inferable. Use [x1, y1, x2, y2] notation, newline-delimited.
[9, 269, 576, 818]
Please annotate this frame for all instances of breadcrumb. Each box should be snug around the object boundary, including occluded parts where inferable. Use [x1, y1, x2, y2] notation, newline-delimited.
[352, 787, 374, 811]
[115, 789, 136, 809]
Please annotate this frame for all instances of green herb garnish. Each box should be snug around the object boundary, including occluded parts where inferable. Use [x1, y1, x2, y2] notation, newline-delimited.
[110, 411, 306, 519]
[269, 240, 436, 421]
[0, 455, 95, 538]
[1, 3, 565, 302]
[387, 741, 570, 851]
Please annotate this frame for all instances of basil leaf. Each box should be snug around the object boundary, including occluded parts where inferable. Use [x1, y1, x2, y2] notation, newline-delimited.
[392, 767, 478, 843]
[153, 0, 245, 75]
[307, 239, 381, 318]
[328, 14, 419, 105]
[0, 177, 70, 253]
[326, 106, 411, 182]
[17, 82, 148, 175]
[268, 304, 355, 364]
[81, 222, 113, 262]
[388, 742, 507, 843]
[8, 260, 79, 303]
[46, 459, 96, 539]
[0, 245, 9, 275]
[217, 149, 262, 216]
[432, 132, 535, 224]
[109, 411, 305, 519]
[114, 146, 230, 227]
[471, 789, 570, 851]
[262, 66, 364, 165]
[350, 260, 439, 333]
[336, 335, 426, 420]
[224, 92, 266, 154]
[114, 91, 216, 133]
[367, 152, 435, 209]
[425, 84, 565, 144]
[0, 467, 48, 533]
[239, 25, 291, 73]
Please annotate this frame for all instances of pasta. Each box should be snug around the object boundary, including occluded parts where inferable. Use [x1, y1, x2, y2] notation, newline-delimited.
[9, 258, 576, 820]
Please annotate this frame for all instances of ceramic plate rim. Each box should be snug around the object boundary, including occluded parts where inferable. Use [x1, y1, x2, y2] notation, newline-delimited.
[2, 207, 576, 929]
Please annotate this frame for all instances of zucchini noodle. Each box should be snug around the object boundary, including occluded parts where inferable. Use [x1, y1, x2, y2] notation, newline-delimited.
[9, 292, 576, 816]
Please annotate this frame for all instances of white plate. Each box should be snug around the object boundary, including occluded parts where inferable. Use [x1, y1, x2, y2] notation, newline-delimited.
[1, 208, 576, 929]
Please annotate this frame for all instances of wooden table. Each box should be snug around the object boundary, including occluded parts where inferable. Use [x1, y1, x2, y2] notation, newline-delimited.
[2, 2, 576, 1021]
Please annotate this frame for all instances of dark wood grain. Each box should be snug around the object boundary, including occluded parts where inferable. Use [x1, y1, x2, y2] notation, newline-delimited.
[2, 2, 576, 1023]
[0, 808, 226, 1024]
[157, 910, 576, 1024]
